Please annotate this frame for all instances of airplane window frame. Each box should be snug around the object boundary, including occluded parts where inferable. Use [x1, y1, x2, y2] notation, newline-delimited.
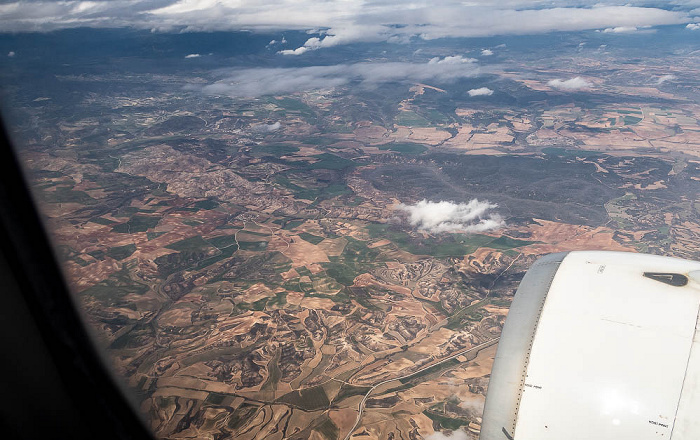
[0, 119, 153, 440]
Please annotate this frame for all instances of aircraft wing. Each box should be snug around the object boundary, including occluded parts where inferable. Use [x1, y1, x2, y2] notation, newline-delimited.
[480, 251, 700, 440]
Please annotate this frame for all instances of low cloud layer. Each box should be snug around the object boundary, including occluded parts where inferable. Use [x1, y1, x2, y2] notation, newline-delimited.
[468, 87, 493, 97]
[251, 121, 281, 133]
[548, 77, 593, 91]
[657, 74, 676, 84]
[273, 5, 688, 55]
[195, 56, 480, 97]
[396, 199, 504, 234]
[0, 1, 691, 49]
[602, 26, 639, 33]
[425, 431, 469, 440]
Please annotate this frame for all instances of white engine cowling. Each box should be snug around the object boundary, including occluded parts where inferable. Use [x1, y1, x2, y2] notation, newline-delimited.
[480, 251, 700, 440]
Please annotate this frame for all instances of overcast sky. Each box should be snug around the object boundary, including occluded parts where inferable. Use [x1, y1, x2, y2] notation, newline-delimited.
[0, 1, 697, 53]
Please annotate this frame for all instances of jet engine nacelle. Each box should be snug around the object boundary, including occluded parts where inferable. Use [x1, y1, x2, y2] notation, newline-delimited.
[480, 251, 700, 440]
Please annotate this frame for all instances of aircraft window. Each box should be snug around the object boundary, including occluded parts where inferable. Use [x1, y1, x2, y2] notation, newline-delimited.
[0, 2, 699, 439]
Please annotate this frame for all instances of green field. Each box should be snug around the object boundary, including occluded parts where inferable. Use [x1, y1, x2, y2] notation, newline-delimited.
[112, 215, 160, 233]
[542, 147, 602, 157]
[367, 223, 488, 256]
[399, 358, 460, 384]
[207, 234, 238, 249]
[273, 97, 316, 116]
[240, 290, 287, 312]
[307, 153, 356, 170]
[194, 199, 220, 210]
[282, 220, 306, 231]
[205, 393, 226, 405]
[323, 263, 357, 286]
[166, 235, 212, 252]
[422, 410, 470, 430]
[260, 350, 281, 393]
[36, 185, 97, 204]
[295, 266, 312, 277]
[147, 231, 165, 240]
[446, 298, 490, 330]
[298, 232, 325, 245]
[396, 110, 431, 127]
[87, 249, 106, 260]
[367, 223, 533, 255]
[297, 183, 351, 201]
[180, 345, 247, 367]
[322, 236, 383, 286]
[275, 175, 351, 201]
[227, 404, 259, 430]
[276, 385, 330, 411]
[252, 144, 300, 157]
[106, 243, 137, 260]
[333, 384, 371, 403]
[487, 235, 534, 250]
[237, 241, 268, 251]
[82, 263, 149, 305]
[109, 323, 153, 349]
[89, 217, 118, 225]
[314, 416, 340, 440]
[193, 246, 237, 271]
[377, 143, 428, 155]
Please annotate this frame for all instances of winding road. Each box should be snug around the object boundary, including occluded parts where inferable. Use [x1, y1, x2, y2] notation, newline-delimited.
[343, 337, 500, 440]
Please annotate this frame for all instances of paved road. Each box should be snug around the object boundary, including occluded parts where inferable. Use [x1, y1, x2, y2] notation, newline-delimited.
[343, 337, 500, 440]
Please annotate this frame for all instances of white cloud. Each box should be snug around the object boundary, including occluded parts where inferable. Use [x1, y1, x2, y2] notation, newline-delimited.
[687, 23, 700, 30]
[279, 24, 389, 55]
[481, 49, 493, 56]
[548, 76, 593, 91]
[275, 5, 688, 55]
[279, 36, 321, 55]
[0, 1, 690, 49]
[459, 399, 484, 413]
[195, 56, 480, 97]
[396, 199, 504, 234]
[657, 74, 676, 84]
[468, 87, 493, 96]
[428, 55, 477, 65]
[268, 38, 288, 47]
[425, 430, 469, 440]
[184, 53, 200, 58]
[602, 26, 638, 33]
[252, 121, 281, 132]
[279, 46, 310, 56]
[7, 51, 15, 57]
